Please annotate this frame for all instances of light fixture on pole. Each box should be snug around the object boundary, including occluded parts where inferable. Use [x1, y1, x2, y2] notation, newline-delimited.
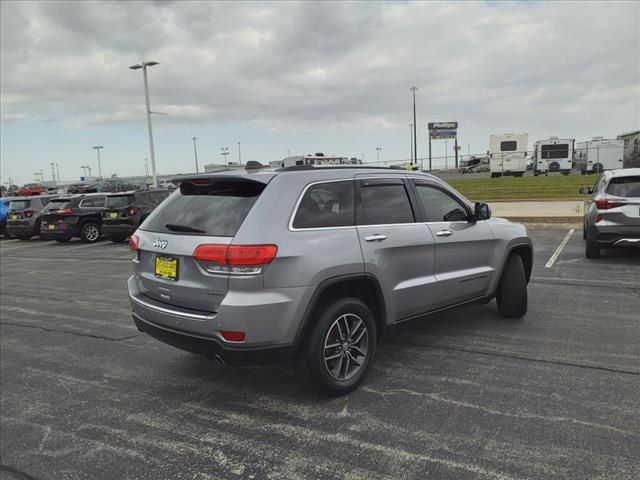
[221, 147, 230, 163]
[192, 137, 199, 174]
[130, 61, 160, 187]
[376, 146, 382, 162]
[92, 146, 103, 184]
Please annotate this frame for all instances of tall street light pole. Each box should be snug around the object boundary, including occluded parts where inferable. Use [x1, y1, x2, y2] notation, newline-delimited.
[410, 86, 418, 164]
[56, 163, 61, 184]
[238, 142, 242, 165]
[50, 162, 57, 186]
[92, 146, 103, 184]
[376, 146, 382, 163]
[192, 137, 199, 173]
[221, 147, 230, 164]
[144, 158, 149, 177]
[130, 61, 159, 187]
[409, 123, 414, 162]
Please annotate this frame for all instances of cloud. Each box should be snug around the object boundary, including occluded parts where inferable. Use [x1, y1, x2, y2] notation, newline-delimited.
[2, 0, 638, 133]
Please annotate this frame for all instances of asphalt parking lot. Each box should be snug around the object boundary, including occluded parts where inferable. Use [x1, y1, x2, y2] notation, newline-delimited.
[1, 231, 639, 480]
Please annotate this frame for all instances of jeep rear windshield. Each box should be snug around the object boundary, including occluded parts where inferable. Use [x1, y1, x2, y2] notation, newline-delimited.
[8, 200, 31, 211]
[106, 195, 134, 208]
[607, 176, 640, 197]
[43, 199, 72, 211]
[141, 179, 265, 236]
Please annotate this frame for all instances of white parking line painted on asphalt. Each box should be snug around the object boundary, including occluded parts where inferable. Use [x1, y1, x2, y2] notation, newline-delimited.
[545, 229, 575, 268]
[57, 242, 112, 252]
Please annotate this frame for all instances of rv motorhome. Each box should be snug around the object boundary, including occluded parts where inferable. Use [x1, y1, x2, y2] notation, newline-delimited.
[489, 133, 528, 177]
[269, 153, 361, 169]
[532, 137, 574, 176]
[574, 137, 624, 174]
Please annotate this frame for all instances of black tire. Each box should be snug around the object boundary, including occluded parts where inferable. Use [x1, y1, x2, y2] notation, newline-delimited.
[80, 222, 101, 243]
[55, 238, 71, 243]
[585, 239, 600, 259]
[303, 297, 377, 396]
[582, 220, 587, 240]
[109, 235, 127, 243]
[496, 254, 528, 318]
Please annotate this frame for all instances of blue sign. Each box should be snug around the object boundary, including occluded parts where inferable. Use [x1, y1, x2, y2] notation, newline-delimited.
[80, 176, 85, 181]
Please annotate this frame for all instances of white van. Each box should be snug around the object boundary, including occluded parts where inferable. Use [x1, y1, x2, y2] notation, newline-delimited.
[575, 137, 624, 174]
[489, 133, 528, 177]
[532, 137, 574, 176]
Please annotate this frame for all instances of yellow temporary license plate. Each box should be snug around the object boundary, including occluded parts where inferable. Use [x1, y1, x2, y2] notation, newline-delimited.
[48, 224, 56, 230]
[110, 212, 118, 218]
[155, 256, 178, 281]
[11, 215, 17, 220]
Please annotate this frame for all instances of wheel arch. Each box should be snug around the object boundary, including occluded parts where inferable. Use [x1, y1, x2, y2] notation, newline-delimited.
[292, 274, 387, 354]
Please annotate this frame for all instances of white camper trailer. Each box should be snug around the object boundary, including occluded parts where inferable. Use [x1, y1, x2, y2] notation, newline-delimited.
[575, 137, 624, 174]
[489, 133, 528, 177]
[269, 153, 361, 169]
[532, 137, 574, 176]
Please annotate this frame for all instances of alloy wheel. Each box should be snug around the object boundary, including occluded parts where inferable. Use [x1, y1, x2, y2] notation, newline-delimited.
[323, 313, 368, 381]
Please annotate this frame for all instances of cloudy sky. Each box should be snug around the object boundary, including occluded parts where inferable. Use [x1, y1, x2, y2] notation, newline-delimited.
[1, 0, 638, 186]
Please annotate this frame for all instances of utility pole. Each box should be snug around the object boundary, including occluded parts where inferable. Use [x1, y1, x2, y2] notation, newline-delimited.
[130, 61, 160, 187]
[410, 86, 418, 164]
[192, 137, 199, 173]
[56, 163, 61, 184]
[238, 142, 242, 165]
[50, 162, 57, 185]
[92, 145, 103, 184]
[409, 123, 414, 163]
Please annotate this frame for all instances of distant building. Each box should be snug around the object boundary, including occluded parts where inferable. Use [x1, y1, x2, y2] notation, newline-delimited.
[203, 163, 245, 173]
[617, 130, 640, 168]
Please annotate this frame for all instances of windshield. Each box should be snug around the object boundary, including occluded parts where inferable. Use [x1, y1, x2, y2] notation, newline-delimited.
[8, 200, 31, 211]
[142, 180, 265, 236]
[106, 195, 134, 208]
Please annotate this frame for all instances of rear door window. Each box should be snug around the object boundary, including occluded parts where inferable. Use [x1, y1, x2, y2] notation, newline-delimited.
[607, 176, 640, 197]
[292, 181, 354, 229]
[142, 179, 265, 236]
[357, 179, 415, 225]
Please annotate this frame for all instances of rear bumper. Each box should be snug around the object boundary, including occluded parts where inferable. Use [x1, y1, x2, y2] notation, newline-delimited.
[132, 314, 293, 365]
[6, 222, 36, 236]
[588, 224, 640, 247]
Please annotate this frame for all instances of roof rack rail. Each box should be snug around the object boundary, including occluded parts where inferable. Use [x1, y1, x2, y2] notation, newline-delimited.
[275, 165, 412, 172]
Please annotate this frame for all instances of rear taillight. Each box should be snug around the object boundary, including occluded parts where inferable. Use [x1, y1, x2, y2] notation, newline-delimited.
[57, 208, 73, 214]
[127, 207, 140, 216]
[24, 210, 34, 218]
[595, 196, 624, 210]
[193, 244, 277, 274]
[220, 330, 246, 342]
[129, 234, 140, 251]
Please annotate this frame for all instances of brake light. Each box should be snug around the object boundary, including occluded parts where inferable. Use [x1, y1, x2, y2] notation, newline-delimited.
[595, 197, 624, 210]
[57, 208, 73, 214]
[24, 210, 34, 218]
[127, 207, 140, 216]
[193, 244, 277, 274]
[129, 234, 140, 251]
[220, 330, 246, 342]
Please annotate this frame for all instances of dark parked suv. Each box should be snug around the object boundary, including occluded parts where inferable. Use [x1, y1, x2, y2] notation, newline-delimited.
[40, 194, 106, 243]
[102, 190, 171, 242]
[129, 166, 533, 394]
[5, 195, 56, 240]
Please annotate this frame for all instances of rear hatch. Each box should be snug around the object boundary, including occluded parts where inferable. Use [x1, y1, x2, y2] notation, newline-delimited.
[7, 199, 32, 221]
[133, 178, 268, 313]
[40, 198, 77, 227]
[104, 194, 135, 222]
[600, 175, 640, 227]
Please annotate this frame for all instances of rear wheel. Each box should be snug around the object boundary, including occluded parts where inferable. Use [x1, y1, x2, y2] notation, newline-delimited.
[81, 222, 101, 243]
[303, 297, 377, 396]
[585, 238, 600, 259]
[496, 254, 528, 318]
[109, 235, 127, 243]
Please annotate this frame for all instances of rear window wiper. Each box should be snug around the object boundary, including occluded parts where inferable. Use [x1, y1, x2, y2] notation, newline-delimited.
[165, 223, 206, 233]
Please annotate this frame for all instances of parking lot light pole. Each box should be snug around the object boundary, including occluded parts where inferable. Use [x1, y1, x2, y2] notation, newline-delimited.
[410, 86, 418, 164]
[56, 163, 61, 184]
[376, 146, 382, 163]
[130, 61, 159, 187]
[409, 123, 414, 163]
[238, 142, 242, 165]
[92, 146, 103, 185]
[221, 147, 229, 164]
[50, 162, 57, 186]
[192, 137, 199, 173]
[144, 158, 149, 177]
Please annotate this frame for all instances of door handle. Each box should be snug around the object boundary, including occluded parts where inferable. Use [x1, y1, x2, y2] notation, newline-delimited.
[365, 234, 387, 242]
[436, 230, 453, 237]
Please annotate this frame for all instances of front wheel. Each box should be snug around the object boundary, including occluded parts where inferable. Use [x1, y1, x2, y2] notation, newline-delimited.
[303, 297, 377, 396]
[496, 254, 528, 318]
[81, 223, 101, 243]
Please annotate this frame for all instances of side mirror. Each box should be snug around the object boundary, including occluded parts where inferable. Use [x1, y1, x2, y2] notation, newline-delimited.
[474, 202, 491, 221]
[578, 186, 592, 194]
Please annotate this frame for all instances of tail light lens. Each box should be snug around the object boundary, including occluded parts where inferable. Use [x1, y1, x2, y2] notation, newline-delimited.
[595, 196, 624, 210]
[129, 234, 140, 251]
[57, 208, 73, 214]
[24, 210, 34, 218]
[127, 207, 140, 216]
[193, 244, 277, 275]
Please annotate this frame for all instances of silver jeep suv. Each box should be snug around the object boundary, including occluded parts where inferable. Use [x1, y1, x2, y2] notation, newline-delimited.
[128, 166, 533, 394]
